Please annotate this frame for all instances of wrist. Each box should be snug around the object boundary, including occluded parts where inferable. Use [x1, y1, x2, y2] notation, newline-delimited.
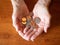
[11, 0, 25, 10]
[36, 0, 51, 7]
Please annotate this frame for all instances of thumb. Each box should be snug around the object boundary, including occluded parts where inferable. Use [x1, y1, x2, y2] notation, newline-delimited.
[44, 24, 50, 33]
[44, 14, 51, 33]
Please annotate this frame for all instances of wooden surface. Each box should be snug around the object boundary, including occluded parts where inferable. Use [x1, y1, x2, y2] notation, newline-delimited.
[0, 0, 60, 45]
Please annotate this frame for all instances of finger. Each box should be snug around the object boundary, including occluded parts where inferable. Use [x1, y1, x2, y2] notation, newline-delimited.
[44, 15, 51, 33]
[44, 24, 50, 33]
[24, 28, 33, 37]
[18, 31, 24, 38]
[26, 29, 36, 41]
[31, 28, 43, 41]
[18, 31, 29, 41]
[23, 26, 30, 33]
[18, 30, 32, 41]
[24, 27, 33, 40]
[24, 27, 33, 41]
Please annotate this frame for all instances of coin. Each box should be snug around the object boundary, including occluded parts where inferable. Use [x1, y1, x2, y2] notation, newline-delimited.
[34, 17, 41, 24]
[22, 17, 27, 25]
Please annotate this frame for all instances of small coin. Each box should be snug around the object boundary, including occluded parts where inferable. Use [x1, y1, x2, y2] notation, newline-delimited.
[34, 17, 41, 24]
[22, 17, 27, 25]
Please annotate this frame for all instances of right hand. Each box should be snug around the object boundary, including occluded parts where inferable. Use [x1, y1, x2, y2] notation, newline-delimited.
[11, 0, 30, 39]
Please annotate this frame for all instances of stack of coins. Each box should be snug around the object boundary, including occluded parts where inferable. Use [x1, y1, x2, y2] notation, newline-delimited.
[22, 16, 41, 30]
[22, 17, 27, 25]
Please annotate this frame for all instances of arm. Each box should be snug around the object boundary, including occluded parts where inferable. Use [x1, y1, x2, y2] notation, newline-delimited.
[37, 0, 51, 7]
[11, 0, 26, 11]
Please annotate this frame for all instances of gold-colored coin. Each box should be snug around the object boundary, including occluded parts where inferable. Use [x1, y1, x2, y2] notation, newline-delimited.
[22, 17, 26, 21]
[22, 17, 27, 24]
[22, 21, 27, 24]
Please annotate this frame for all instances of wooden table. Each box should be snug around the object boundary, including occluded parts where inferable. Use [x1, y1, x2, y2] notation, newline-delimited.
[0, 0, 60, 45]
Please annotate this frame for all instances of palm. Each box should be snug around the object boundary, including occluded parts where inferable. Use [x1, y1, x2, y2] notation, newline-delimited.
[23, 4, 51, 41]
[33, 4, 51, 32]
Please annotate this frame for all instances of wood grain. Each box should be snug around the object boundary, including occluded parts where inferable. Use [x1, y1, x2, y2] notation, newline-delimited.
[0, 0, 60, 45]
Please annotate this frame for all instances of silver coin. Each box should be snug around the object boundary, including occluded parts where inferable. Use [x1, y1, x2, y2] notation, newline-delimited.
[34, 17, 41, 24]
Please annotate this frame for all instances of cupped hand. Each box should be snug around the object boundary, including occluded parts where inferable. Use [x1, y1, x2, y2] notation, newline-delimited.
[23, 3, 51, 41]
[11, 0, 30, 40]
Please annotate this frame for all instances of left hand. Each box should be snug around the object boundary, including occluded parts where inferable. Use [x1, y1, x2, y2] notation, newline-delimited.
[23, 3, 51, 41]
